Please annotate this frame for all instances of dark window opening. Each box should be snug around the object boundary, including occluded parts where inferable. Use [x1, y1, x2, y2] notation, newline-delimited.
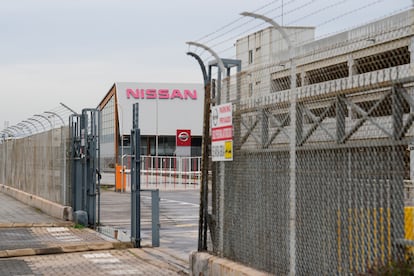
[306, 62, 348, 85]
[356, 46, 410, 74]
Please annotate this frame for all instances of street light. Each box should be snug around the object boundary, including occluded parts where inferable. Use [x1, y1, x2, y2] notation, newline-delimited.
[186, 41, 226, 252]
[240, 11, 297, 275]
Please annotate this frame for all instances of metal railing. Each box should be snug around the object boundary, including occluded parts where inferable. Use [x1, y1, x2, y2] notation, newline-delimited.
[140, 156, 201, 188]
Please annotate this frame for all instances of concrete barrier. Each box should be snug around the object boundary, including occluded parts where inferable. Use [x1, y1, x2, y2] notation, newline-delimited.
[190, 251, 272, 276]
[0, 184, 72, 221]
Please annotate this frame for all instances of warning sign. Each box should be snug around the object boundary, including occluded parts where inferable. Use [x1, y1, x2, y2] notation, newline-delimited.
[211, 103, 233, 161]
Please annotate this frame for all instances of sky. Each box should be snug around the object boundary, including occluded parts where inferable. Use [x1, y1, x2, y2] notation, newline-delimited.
[0, 0, 412, 128]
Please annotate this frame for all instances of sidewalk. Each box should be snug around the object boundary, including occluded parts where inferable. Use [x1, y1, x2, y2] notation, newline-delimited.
[0, 191, 189, 275]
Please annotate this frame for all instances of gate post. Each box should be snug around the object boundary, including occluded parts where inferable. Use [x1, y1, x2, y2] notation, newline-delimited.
[131, 103, 141, 248]
[70, 109, 100, 228]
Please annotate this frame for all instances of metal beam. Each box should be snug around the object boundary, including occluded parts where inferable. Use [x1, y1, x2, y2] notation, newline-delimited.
[60, 102, 79, 115]
[240, 12, 292, 50]
[186, 41, 226, 73]
[186, 52, 208, 86]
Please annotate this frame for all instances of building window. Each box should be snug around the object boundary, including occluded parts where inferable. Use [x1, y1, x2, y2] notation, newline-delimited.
[306, 62, 348, 85]
[249, 83, 253, 97]
[248, 50, 253, 64]
[356, 46, 409, 74]
[271, 76, 290, 92]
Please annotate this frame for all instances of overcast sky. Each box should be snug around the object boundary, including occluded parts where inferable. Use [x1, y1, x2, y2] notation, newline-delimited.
[0, 0, 412, 127]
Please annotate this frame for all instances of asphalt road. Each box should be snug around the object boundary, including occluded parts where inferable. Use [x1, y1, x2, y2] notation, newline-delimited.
[99, 189, 200, 260]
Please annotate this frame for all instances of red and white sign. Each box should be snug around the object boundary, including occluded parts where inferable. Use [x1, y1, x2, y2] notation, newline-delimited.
[211, 103, 233, 162]
[212, 126, 233, 142]
[176, 129, 191, 147]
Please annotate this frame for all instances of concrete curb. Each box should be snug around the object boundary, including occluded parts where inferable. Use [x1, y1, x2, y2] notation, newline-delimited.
[190, 252, 272, 276]
[0, 241, 133, 259]
[0, 184, 72, 221]
[128, 248, 189, 275]
[0, 222, 74, 228]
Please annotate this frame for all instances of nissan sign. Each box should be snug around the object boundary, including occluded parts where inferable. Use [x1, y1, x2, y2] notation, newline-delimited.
[176, 129, 191, 147]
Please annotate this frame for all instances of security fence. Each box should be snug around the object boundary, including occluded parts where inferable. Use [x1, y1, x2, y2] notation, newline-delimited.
[0, 127, 71, 205]
[204, 9, 414, 275]
[0, 104, 75, 205]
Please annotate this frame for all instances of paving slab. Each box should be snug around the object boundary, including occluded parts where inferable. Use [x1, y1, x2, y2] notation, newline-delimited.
[0, 192, 62, 224]
[0, 226, 132, 258]
[0, 259, 37, 276]
[5, 249, 186, 275]
[0, 190, 191, 275]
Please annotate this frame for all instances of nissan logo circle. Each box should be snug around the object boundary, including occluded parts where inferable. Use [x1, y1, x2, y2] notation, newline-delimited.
[178, 131, 190, 142]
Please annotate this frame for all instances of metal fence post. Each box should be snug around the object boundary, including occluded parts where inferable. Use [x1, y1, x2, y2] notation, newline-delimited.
[289, 53, 297, 276]
[152, 189, 160, 247]
[131, 103, 141, 248]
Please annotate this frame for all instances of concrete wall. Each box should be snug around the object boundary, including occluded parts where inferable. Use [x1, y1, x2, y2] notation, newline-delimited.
[0, 127, 71, 206]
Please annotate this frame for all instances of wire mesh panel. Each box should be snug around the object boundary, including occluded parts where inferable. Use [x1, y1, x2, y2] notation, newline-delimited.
[296, 146, 406, 274]
[223, 151, 290, 274]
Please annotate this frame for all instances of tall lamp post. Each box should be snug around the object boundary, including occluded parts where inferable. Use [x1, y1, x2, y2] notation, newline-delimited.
[186, 49, 209, 252]
[186, 41, 226, 252]
[240, 11, 298, 275]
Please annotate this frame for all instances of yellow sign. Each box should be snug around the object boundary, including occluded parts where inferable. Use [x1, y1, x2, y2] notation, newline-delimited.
[224, 141, 233, 160]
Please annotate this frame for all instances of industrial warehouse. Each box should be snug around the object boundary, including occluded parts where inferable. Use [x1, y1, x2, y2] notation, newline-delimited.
[97, 82, 204, 174]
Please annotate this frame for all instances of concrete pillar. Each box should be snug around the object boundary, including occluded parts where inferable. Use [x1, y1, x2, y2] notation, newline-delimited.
[347, 55, 357, 119]
[409, 37, 414, 182]
[409, 37, 414, 64]
[347, 55, 357, 77]
[300, 71, 309, 86]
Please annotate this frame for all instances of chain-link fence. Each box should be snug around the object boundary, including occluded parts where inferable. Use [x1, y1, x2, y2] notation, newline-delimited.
[204, 8, 414, 275]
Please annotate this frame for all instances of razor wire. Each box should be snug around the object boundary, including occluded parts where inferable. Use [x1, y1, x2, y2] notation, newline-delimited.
[0, 103, 77, 141]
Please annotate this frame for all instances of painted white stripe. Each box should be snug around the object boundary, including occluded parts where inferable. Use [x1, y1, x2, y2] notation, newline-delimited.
[46, 227, 68, 232]
[109, 270, 141, 275]
[90, 258, 121, 264]
[142, 196, 199, 207]
[83, 253, 113, 258]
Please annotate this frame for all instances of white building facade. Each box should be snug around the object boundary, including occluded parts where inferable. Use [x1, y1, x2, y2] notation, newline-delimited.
[98, 82, 204, 171]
